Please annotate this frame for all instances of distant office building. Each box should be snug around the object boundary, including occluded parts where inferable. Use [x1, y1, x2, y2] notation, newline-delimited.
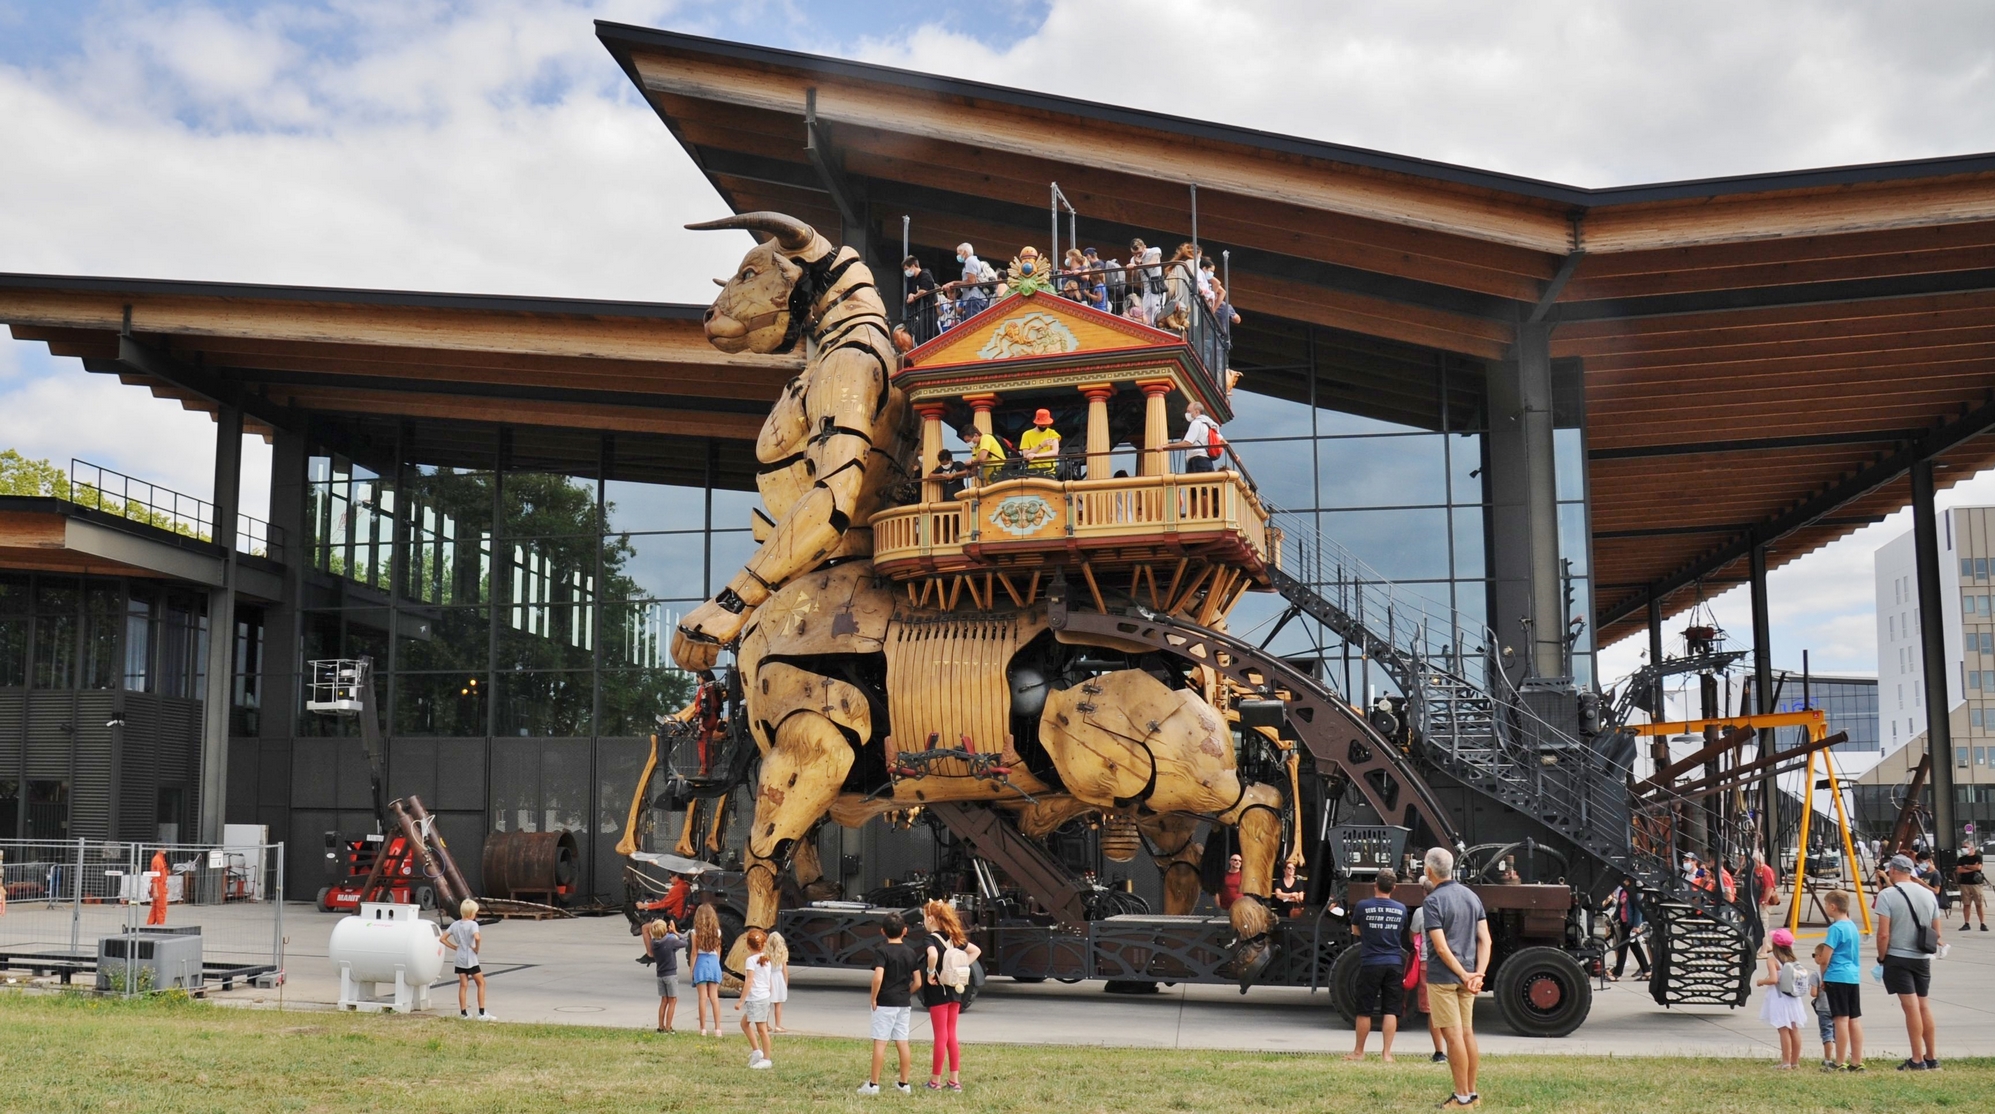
[1874, 512, 1974, 751]
[1740, 674, 1878, 753]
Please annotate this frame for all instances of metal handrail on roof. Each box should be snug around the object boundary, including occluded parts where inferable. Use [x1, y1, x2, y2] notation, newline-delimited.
[66, 459, 285, 562]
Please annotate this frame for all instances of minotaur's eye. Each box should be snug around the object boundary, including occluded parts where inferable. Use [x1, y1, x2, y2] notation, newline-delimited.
[741, 268, 757, 280]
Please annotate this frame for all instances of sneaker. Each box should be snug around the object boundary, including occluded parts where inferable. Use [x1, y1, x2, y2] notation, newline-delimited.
[1820, 1062, 1841, 1072]
[1843, 1063, 1866, 1073]
[1430, 1051, 1448, 1063]
[459, 1010, 469, 1019]
[856, 1083, 880, 1096]
[1437, 1097, 1480, 1109]
[1896, 1058, 1929, 1071]
[477, 1012, 497, 1022]
[894, 1082, 913, 1095]
[749, 1052, 766, 1068]
[1924, 1059, 1940, 1071]
[1980, 924, 1988, 931]
[750, 1059, 773, 1070]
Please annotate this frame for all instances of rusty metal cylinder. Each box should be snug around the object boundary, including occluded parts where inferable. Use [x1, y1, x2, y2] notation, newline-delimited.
[481, 829, 581, 906]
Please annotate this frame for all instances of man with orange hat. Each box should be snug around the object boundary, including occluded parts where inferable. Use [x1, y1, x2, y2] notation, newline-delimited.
[1019, 409, 1061, 476]
[146, 848, 169, 926]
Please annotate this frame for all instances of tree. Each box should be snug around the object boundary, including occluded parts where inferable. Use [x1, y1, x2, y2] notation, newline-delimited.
[0, 450, 66, 497]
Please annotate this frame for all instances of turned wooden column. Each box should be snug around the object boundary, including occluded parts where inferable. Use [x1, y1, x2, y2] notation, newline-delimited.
[963, 393, 999, 436]
[914, 401, 948, 502]
[1138, 379, 1173, 477]
[1079, 383, 1115, 480]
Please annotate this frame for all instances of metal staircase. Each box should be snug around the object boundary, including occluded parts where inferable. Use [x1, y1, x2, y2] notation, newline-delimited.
[1262, 516, 1753, 1008]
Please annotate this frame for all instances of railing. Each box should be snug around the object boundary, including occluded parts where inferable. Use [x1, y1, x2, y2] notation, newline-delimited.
[873, 469, 1268, 568]
[67, 459, 284, 562]
[921, 260, 1234, 403]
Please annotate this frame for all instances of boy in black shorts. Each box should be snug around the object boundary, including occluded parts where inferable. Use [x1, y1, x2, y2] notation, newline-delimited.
[1345, 869, 1410, 1062]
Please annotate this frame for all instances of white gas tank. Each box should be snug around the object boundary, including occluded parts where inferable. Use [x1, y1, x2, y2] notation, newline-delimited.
[328, 902, 445, 986]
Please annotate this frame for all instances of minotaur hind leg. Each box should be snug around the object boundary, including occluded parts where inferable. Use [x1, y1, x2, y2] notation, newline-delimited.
[1137, 812, 1204, 916]
[1039, 668, 1285, 983]
[729, 710, 855, 973]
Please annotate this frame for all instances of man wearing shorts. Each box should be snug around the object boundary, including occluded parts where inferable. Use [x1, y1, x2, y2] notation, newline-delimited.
[1346, 869, 1410, 1062]
[1875, 854, 1944, 1070]
[1422, 847, 1489, 1109]
[1956, 838, 1986, 932]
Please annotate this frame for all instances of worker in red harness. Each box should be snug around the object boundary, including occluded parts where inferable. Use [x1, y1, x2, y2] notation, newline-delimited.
[147, 848, 169, 925]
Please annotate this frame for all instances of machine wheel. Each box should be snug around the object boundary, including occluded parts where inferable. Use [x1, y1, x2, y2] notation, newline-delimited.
[1054, 976, 1084, 984]
[414, 885, 437, 912]
[1010, 976, 1047, 984]
[315, 886, 334, 913]
[1494, 946, 1592, 1038]
[1329, 947, 1364, 1027]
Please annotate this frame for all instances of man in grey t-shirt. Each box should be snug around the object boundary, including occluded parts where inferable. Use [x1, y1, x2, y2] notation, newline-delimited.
[1874, 855, 1943, 1069]
[1422, 847, 1489, 1109]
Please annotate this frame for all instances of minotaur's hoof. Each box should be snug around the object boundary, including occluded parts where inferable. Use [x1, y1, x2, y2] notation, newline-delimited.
[1227, 934, 1272, 994]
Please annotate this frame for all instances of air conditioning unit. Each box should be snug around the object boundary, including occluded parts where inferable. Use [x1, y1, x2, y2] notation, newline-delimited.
[96, 928, 203, 993]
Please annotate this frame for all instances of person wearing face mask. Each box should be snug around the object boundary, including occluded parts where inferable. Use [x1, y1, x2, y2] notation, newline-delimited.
[903, 255, 939, 343]
[952, 243, 990, 317]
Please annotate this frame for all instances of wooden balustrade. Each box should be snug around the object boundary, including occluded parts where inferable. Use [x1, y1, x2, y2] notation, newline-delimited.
[870, 471, 1270, 582]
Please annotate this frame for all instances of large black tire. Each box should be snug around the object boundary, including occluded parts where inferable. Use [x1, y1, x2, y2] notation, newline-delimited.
[315, 886, 334, 913]
[1010, 975, 1047, 984]
[1329, 947, 1364, 1027]
[1494, 946, 1592, 1038]
[414, 885, 437, 912]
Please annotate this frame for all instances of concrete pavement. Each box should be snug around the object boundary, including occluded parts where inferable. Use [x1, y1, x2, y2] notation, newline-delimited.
[201, 905, 1995, 1060]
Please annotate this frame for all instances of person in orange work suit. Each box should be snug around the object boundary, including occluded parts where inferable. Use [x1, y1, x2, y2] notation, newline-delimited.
[147, 849, 169, 925]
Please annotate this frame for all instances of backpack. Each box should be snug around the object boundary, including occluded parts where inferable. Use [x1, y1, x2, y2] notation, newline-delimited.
[938, 943, 973, 991]
[1776, 960, 1807, 998]
[1204, 422, 1224, 459]
[1892, 883, 1940, 955]
[977, 260, 999, 284]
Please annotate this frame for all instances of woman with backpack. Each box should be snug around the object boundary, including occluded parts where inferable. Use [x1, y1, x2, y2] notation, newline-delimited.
[921, 899, 980, 1092]
[1756, 927, 1812, 1069]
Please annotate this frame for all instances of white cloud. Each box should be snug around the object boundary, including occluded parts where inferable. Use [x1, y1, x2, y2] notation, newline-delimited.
[860, 0, 1995, 186]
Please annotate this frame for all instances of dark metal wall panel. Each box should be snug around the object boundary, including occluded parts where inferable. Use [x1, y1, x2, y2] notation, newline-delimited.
[119, 695, 162, 840]
[334, 738, 373, 812]
[70, 692, 115, 840]
[290, 738, 338, 809]
[0, 692, 21, 772]
[226, 736, 260, 824]
[26, 691, 73, 779]
[433, 739, 485, 811]
[386, 737, 438, 805]
[434, 811, 486, 896]
[286, 809, 336, 901]
[160, 696, 202, 826]
[594, 737, 649, 903]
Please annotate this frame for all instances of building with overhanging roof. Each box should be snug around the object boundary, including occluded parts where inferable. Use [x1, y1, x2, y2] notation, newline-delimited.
[1, 18, 1992, 895]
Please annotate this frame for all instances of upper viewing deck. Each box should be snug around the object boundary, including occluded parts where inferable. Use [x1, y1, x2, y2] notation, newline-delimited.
[871, 282, 1272, 604]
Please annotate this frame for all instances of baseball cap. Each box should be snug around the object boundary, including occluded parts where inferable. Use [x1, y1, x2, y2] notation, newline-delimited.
[1032, 408, 1053, 426]
[1888, 854, 1916, 873]
[1769, 928, 1794, 948]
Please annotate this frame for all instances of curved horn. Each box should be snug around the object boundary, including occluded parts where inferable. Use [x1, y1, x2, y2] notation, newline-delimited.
[684, 211, 816, 253]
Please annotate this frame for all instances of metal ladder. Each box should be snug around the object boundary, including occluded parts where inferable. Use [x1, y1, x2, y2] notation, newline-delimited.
[1263, 538, 1753, 1007]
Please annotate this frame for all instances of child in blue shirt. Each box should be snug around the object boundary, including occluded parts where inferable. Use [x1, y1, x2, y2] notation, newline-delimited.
[1820, 889, 1865, 1071]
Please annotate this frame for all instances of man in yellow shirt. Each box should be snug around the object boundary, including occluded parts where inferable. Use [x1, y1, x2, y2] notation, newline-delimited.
[959, 422, 1008, 486]
[1019, 408, 1061, 476]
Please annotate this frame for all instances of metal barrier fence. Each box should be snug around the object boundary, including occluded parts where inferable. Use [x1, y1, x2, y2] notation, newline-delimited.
[0, 839, 284, 995]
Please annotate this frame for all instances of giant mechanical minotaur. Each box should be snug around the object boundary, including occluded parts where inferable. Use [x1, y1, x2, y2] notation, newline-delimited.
[667, 214, 1286, 972]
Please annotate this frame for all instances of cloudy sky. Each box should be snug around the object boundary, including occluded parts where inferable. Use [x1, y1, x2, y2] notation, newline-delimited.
[4, 0, 1995, 690]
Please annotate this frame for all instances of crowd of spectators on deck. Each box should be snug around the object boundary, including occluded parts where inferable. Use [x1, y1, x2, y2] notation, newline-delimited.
[900, 240, 1240, 345]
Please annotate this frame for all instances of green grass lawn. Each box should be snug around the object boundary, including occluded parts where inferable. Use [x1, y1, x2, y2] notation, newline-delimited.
[0, 992, 1984, 1113]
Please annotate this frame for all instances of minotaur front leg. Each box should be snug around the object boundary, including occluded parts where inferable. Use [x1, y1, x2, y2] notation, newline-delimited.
[728, 710, 854, 974]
